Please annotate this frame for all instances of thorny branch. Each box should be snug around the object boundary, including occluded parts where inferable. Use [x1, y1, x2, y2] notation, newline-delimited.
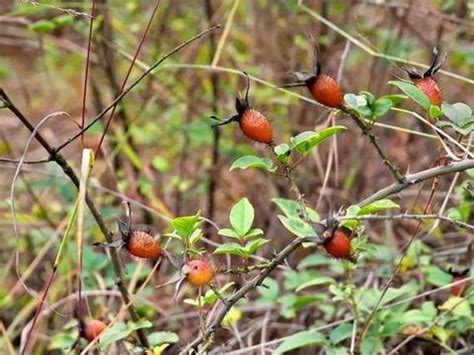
[53, 25, 220, 154]
[180, 156, 474, 352]
[180, 235, 323, 354]
[341, 106, 405, 183]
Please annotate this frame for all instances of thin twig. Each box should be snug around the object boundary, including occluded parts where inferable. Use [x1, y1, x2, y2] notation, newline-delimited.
[53, 25, 221, 153]
[179, 236, 320, 353]
[336, 213, 474, 231]
[94, 0, 162, 156]
[358, 159, 474, 206]
[341, 106, 404, 183]
[79, 0, 96, 148]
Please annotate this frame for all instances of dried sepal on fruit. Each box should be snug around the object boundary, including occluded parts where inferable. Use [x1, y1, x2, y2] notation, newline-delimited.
[322, 226, 353, 260]
[211, 72, 274, 145]
[118, 219, 161, 260]
[404, 47, 446, 106]
[283, 41, 343, 108]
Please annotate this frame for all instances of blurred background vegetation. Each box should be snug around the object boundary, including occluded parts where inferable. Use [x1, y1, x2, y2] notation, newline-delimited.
[0, 0, 474, 353]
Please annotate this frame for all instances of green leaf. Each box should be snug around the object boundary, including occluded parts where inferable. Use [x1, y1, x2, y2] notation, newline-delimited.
[429, 105, 444, 120]
[172, 214, 201, 241]
[188, 228, 203, 245]
[148, 331, 179, 347]
[329, 323, 353, 345]
[389, 80, 430, 111]
[152, 156, 170, 172]
[99, 320, 152, 351]
[344, 93, 373, 117]
[345, 93, 367, 107]
[272, 198, 319, 222]
[213, 242, 245, 256]
[278, 215, 315, 238]
[244, 228, 264, 239]
[373, 98, 393, 117]
[184, 282, 235, 307]
[326, 347, 350, 355]
[203, 282, 234, 304]
[230, 198, 255, 236]
[257, 278, 279, 305]
[274, 144, 290, 155]
[29, 20, 55, 34]
[379, 94, 407, 105]
[48, 332, 77, 350]
[441, 102, 473, 127]
[244, 238, 268, 255]
[358, 199, 399, 215]
[290, 126, 346, 156]
[360, 337, 382, 355]
[275, 330, 326, 353]
[218, 228, 240, 239]
[339, 205, 361, 229]
[431, 326, 449, 344]
[53, 14, 75, 28]
[360, 91, 376, 106]
[230, 155, 276, 172]
[436, 120, 474, 136]
[401, 302, 437, 325]
[423, 265, 452, 287]
[439, 296, 472, 317]
[296, 276, 336, 292]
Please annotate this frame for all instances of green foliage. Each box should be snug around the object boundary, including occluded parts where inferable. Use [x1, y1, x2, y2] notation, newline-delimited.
[438, 102, 474, 135]
[340, 199, 399, 229]
[389, 80, 431, 111]
[230, 155, 276, 172]
[273, 198, 319, 222]
[229, 198, 256, 237]
[289, 126, 347, 156]
[423, 265, 452, 287]
[275, 330, 327, 353]
[215, 198, 267, 257]
[329, 323, 353, 345]
[184, 282, 234, 307]
[148, 331, 179, 347]
[344, 92, 405, 118]
[295, 275, 336, 292]
[171, 213, 203, 245]
[277, 215, 315, 238]
[99, 320, 152, 351]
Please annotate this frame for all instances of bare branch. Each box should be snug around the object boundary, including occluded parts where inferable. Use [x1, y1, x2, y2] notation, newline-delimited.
[358, 159, 474, 206]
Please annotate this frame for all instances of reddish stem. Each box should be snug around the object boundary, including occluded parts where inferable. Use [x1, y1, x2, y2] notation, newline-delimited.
[94, 0, 162, 157]
[21, 267, 57, 355]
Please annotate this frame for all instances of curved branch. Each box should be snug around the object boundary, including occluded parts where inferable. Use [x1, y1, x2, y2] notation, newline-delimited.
[180, 236, 319, 354]
[358, 159, 474, 207]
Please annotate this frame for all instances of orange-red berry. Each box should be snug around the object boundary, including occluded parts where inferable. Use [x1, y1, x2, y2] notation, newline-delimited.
[323, 228, 352, 259]
[308, 74, 343, 108]
[239, 109, 273, 144]
[211, 72, 274, 146]
[126, 231, 161, 260]
[405, 47, 445, 107]
[414, 77, 442, 106]
[83, 319, 106, 342]
[182, 259, 214, 286]
[451, 275, 471, 297]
